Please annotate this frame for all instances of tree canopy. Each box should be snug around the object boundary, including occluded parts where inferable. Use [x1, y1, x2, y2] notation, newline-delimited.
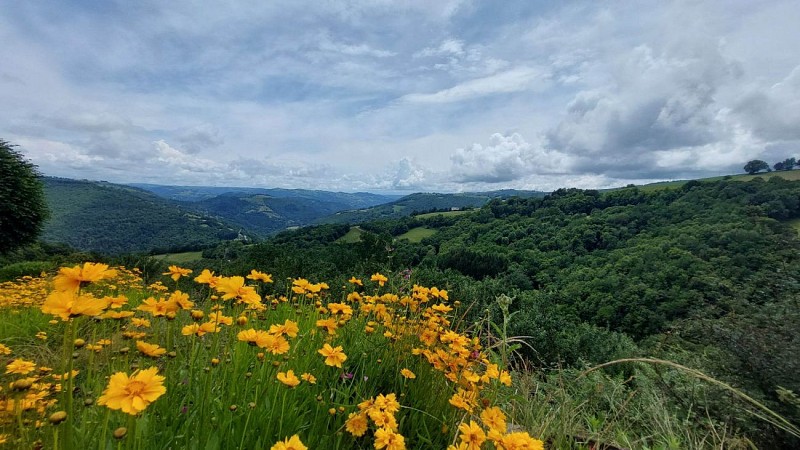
[744, 159, 770, 174]
[0, 140, 48, 254]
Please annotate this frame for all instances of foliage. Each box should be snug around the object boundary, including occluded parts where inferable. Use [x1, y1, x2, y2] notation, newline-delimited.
[744, 159, 770, 175]
[41, 178, 240, 254]
[0, 140, 49, 254]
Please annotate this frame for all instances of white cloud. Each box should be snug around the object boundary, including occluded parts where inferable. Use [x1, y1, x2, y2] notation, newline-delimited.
[450, 133, 568, 183]
[402, 67, 547, 103]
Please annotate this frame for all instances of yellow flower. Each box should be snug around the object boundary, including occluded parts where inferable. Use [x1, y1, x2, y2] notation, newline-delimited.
[345, 412, 368, 437]
[277, 370, 300, 387]
[449, 388, 477, 413]
[163, 265, 192, 282]
[400, 368, 416, 379]
[215, 276, 260, 304]
[266, 335, 290, 355]
[131, 318, 151, 328]
[371, 273, 388, 286]
[237, 329, 271, 347]
[318, 343, 347, 368]
[246, 269, 273, 283]
[300, 373, 316, 384]
[270, 435, 307, 450]
[268, 319, 299, 338]
[348, 276, 363, 286]
[498, 432, 544, 450]
[458, 420, 486, 450]
[374, 427, 405, 450]
[97, 367, 166, 415]
[193, 269, 219, 287]
[41, 291, 109, 321]
[0, 343, 11, 355]
[136, 341, 166, 358]
[54, 262, 117, 292]
[316, 318, 338, 335]
[499, 370, 512, 386]
[169, 290, 194, 310]
[6, 358, 36, 375]
[480, 406, 507, 435]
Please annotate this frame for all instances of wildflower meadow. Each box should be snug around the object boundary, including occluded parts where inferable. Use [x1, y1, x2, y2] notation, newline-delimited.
[0, 262, 544, 449]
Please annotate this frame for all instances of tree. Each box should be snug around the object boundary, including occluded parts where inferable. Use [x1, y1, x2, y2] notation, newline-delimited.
[783, 157, 797, 170]
[774, 161, 786, 171]
[744, 160, 770, 175]
[0, 140, 48, 254]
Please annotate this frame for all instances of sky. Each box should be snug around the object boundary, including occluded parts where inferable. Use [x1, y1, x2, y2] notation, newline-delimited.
[2, 1, 799, 193]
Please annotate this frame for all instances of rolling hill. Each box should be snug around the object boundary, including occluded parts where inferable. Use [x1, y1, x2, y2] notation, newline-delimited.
[41, 178, 240, 254]
[316, 190, 546, 224]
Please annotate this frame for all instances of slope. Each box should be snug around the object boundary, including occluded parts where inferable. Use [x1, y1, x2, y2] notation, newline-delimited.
[41, 178, 239, 254]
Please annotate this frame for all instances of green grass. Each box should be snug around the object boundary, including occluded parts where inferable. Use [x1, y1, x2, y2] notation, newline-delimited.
[414, 210, 474, 219]
[636, 170, 800, 192]
[335, 226, 364, 243]
[0, 266, 509, 449]
[151, 251, 203, 263]
[396, 226, 437, 243]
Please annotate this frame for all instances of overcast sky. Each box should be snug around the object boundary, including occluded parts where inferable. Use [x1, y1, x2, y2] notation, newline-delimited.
[2, 1, 799, 193]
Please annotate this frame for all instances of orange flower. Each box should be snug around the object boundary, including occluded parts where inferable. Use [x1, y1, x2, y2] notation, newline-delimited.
[42, 291, 109, 321]
[163, 265, 192, 282]
[97, 367, 166, 415]
[371, 273, 388, 286]
[345, 412, 368, 437]
[270, 435, 307, 450]
[136, 341, 166, 358]
[276, 370, 300, 387]
[374, 427, 405, 450]
[193, 269, 219, 287]
[318, 343, 347, 368]
[300, 373, 316, 384]
[400, 368, 416, 379]
[246, 269, 273, 283]
[458, 420, 486, 450]
[54, 262, 117, 292]
[5, 358, 36, 375]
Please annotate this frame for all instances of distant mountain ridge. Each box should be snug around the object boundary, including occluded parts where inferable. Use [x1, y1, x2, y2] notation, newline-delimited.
[316, 190, 547, 224]
[129, 183, 399, 205]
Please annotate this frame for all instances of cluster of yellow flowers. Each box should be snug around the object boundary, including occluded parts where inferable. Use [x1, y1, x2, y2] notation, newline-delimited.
[0, 262, 546, 448]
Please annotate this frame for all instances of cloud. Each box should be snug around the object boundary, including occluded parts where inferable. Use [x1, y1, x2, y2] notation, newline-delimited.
[386, 157, 428, 189]
[734, 65, 800, 142]
[402, 67, 547, 103]
[545, 43, 749, 177]
[177, 124, 224, 154]
[450, 133, 568, 183]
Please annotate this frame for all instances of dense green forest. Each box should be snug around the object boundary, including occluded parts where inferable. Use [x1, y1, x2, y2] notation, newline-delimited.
[317, 190, 545, 224]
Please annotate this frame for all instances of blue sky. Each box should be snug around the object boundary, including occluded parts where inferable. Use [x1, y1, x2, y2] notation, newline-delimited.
[2, 1, 799, 192]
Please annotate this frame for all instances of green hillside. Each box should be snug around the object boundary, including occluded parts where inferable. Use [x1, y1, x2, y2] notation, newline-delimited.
[41, 178, 239, 254]
[317, 190, 545, 224]
[185, 191, 387, 236]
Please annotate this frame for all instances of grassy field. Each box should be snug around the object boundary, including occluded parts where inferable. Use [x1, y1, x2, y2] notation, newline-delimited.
[414, 209, 474, 219]
[335, 226, 364, 243]
[151, 251, 204, 263]
[396, 226, 437, 243]
[637, 170, 800, 192]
